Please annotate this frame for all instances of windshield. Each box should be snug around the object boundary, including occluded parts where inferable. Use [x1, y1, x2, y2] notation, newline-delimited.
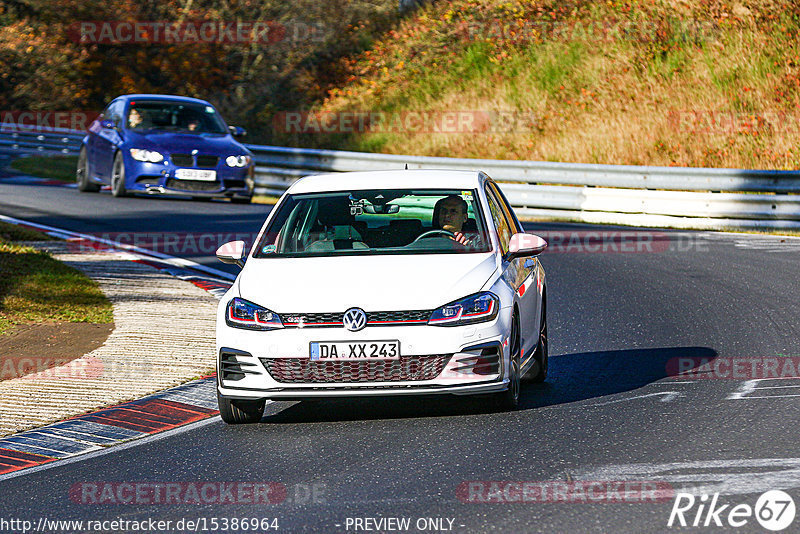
[254, 189, 491, 257]
[126, 101, 227, 134]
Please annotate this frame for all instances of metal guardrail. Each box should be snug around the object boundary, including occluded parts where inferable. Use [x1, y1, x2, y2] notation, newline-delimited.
[2, 124, 799, 230]
[0, 127, 84, 154]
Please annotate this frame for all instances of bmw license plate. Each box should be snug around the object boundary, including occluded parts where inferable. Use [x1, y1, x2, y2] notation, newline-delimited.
[175, 168, 216, 181]
[310, 341, 400, 361]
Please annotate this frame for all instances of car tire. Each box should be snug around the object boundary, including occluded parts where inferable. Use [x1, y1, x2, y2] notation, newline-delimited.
[111, 151, 127, 197]
[494, 313, 521, 411]
[217, 391, 265, 424]
[76, 147, 100, 192]
[524, 294, 548, 383]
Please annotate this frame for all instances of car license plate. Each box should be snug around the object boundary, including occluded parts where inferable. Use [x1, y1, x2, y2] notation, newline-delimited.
[175, 168, 216, 181]
[310, 340, 400, 361]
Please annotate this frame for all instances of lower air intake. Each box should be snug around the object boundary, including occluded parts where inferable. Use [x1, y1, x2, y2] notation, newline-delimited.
[261, 355, 451, 383]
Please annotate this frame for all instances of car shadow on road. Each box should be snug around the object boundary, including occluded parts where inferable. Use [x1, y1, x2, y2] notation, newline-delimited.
[518, 346, 717, 410]
[256, 346, 717, 424]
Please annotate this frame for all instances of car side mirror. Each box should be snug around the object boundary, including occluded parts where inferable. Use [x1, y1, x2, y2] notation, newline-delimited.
[507, 233, 547, 259]
[229, 126, 246, 138]
[100, 119, 115, 129]
[216, 240, 246, 268]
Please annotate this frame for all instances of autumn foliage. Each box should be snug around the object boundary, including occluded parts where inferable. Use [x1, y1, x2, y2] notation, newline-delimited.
[0, 0, 398, 139]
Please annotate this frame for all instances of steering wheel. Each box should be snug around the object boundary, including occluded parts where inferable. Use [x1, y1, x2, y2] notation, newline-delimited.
[412, 229, 456, 243]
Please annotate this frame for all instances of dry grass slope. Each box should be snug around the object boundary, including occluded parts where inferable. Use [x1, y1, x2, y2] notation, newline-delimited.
[276, 0, 800, 170]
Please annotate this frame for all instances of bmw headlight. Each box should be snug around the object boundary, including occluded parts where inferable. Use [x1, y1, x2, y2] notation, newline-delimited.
[428, 292, 499, 326]
[129, 148, 164, 163]
[226, 297, 283, 330]
[225, 155, 251, 167]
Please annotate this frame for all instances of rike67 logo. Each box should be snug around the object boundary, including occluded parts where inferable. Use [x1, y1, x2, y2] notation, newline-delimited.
[668, 490, 796, 531]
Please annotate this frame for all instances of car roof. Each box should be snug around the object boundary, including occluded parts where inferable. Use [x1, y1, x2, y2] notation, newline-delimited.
[287, 170, 486, 194]
[116, 94, 212, 106]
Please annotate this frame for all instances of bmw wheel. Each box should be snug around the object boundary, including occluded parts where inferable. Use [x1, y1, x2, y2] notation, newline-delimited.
[111, 151, 127, 197]
[76, 146, 100, 192]
[217, 391, 265, 424]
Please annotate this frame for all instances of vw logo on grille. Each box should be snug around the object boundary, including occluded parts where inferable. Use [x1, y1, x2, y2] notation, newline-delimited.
[343, 308, 367, 332]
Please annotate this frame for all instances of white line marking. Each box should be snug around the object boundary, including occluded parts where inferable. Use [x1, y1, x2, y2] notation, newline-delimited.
[728, 380, 761, 399]
[573, 458, 800, 496]
[735, 395, 800, 398]
[0, 214, 235, 281]
[589, 391, 682, 406]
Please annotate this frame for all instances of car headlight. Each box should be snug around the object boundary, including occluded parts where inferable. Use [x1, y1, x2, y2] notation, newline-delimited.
[428, 292, 499, 326]
[129, 148, 164, 163]
[226, 297, 283, 330]
[225, 155, 251, 167]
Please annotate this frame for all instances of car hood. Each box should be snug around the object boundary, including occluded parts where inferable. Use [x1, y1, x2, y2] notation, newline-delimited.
[237, 253, 498, 312]
[123, 131, 248, 155]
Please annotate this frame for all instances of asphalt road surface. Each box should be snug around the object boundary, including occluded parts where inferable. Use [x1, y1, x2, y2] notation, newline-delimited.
[1, 172, 799, 533]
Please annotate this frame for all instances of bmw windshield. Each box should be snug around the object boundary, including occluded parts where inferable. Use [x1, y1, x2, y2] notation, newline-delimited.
[254, 189, 492, 257]
[126, 100, 228, 134]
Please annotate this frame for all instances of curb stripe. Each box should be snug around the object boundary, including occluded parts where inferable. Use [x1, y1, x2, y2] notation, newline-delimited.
[0, 448, 54, 474]
[0, 377, 219, 476]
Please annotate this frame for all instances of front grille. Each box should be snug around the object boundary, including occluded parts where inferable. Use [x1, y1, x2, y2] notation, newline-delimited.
[196, 155, 219, 168]
[170, 153, 193, 166]
[283, 312, 341, 326]
[165, 178, 220, 192]
[368, 310, 431, 323]
[282, 310, 432, 328]
[169, 154, 219, 168]
[262, 355, 451, 383]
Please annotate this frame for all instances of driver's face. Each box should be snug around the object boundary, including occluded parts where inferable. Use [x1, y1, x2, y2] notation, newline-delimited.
[438, 198, 467, 232]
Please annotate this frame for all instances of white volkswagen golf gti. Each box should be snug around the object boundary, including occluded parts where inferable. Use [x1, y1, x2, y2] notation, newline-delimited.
[214, 170, 548, 423]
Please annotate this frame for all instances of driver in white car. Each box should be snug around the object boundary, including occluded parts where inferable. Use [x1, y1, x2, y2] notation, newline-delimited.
[433, 195, 477, 246]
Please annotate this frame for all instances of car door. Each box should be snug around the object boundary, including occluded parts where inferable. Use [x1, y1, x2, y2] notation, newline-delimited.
[94, 99, 124, 180]
[486, 181, 540, 366]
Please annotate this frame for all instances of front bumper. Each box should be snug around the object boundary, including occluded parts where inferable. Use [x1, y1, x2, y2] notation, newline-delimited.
[125, 157, 254, 199]
[216, 310, 512, 400]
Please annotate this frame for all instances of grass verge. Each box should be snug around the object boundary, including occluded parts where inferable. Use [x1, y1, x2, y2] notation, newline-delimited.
[10, 155, 78, 182]
[279, 0, 800, 170]
[0, 221, 113, 335]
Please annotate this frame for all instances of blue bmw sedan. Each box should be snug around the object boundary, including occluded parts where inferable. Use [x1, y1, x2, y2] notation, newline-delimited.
[77, 94, 254, 203]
